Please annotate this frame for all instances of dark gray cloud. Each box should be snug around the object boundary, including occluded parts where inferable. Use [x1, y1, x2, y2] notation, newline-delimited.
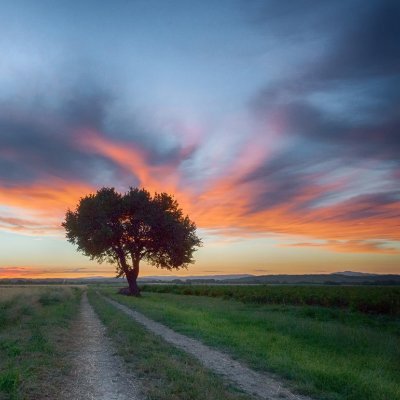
[241, 147, 338, 213]
[249, 0, 399, 81]
[247, 0, 358, 39]
[272, 99, 400, 162]
[61, 87, 112, 130]
[323, 192, 400, 222]
[106, 114, 199, 168]
[250, 0, 400, 107]
[247, 0, 400, 215]
[0, 104, 130, 186]
[242, 138, 400, 221]
[314, 0, 400, 81]
[0, 82, 198, 188]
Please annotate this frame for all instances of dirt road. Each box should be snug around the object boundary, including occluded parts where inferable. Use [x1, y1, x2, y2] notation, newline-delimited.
[59, 293, 142, 400]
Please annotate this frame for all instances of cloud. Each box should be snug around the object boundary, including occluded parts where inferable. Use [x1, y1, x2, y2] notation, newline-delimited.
[0, 180, 96, 236]
[249, 0, 400, 165]
[283, 240, 400, 254]
[250, 0, 400, 81]
[0, 79, 205, 237]
[0, 265, 113, 278]
[77, 130, 179, 194]
[0, 3, 399, 257]
[0, 96, 126, 187]
[252, 83, 400, 168]
[0, 266, 45, 277]
[247, 0, 356, 44]
[313, 0, 400, 80]
[0, 216, 60, 236]
[1, 89, 399, 252]
[0, 80, 202, 189]
[233, 0, 400, 254]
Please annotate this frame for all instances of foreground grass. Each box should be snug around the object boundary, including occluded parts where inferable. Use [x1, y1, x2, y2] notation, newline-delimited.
[101, 287, 400, 400]
[88, 290, 252, 400]
[0, 286, 82, 400]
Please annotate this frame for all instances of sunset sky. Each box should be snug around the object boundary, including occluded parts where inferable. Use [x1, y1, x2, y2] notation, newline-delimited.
[1, 0, 399, 278]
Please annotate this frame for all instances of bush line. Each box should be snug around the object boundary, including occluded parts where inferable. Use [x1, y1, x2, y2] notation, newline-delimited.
[140, 284, 400, 315]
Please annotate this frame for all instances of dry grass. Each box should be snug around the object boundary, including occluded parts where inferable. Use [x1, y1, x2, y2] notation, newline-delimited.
[0, 286, 50, 302]
[0, 286, 82, 302]
[0, 286, 82, 399]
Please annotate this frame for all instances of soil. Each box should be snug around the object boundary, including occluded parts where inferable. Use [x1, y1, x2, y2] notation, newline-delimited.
[104, 295, 312, 400]
[59, 293, 142, 400]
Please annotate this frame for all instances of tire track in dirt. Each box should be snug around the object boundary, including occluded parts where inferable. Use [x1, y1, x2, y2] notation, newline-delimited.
[104, 295, 312, 400]
[59, 293, 142, 400]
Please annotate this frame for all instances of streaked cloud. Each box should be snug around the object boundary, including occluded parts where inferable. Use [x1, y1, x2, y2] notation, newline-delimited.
[0, 0, 399, 276]
[282, 240, 400, 255]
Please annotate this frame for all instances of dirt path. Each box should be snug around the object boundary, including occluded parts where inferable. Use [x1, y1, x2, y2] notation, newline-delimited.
[59, 293, 142, 400]
[104, 295, 312, 400]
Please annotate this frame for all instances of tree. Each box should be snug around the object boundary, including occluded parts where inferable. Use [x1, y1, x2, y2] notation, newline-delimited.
[62, 187, 202, 296]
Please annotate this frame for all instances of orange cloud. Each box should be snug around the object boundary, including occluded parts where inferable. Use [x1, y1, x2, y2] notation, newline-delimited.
[0, 179, 95, 235]
[281, 240, 400, 254]
[0, 266, 49, 278]
[77, 129, 180, 193]
[0, 130, 399, 255]
[191, 180, 400, 251]
[0, 266, 115, 279]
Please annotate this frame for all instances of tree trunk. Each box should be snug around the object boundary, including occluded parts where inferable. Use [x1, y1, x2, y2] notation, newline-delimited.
[125, 260, 140, 296]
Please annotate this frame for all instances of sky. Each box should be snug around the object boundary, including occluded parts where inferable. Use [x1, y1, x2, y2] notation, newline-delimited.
[0, 0, 399, 278]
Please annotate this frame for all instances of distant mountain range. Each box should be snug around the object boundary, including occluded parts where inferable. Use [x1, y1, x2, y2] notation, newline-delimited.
[1, 272, 399, 285]
[335, 271, 378, 276]
[140, 274, 254, 281]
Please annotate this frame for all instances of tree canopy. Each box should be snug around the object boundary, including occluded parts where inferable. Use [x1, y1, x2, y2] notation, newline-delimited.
[62, 187, 202, 295]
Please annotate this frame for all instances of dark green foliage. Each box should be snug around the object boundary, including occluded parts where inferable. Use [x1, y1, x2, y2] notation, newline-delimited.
[0, 369, 19, 396]
[63, 187, 202, 295]
[38, 291, 63, 306]
[141, 284, 400, 315]
[0, 341, 21, 357]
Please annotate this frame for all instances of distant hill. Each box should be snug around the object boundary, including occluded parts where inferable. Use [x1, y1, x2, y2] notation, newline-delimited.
[335, 271, 377, 277]
[1, 272, 399, 285]
[138, 272, 400, 285]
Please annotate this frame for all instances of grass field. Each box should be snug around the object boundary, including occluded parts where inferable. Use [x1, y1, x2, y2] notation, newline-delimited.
[88, 289, 252, 400]
[141, 284, 400, 315]
[0, 286, 82, 399]
[100, 286, 400, 400]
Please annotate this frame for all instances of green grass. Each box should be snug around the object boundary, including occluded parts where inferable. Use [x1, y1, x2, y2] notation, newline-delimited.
[141, 284, 400, 315]
[100, 287, 400, 400]
[0, 287, 82, 400]
[88, 289, 252, 400]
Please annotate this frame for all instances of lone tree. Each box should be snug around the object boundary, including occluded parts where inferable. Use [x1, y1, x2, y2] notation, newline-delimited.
[62, 187, 202, 296]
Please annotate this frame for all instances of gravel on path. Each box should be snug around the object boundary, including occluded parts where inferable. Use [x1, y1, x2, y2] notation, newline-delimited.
[59, 293, 142, 400]
[104, 295, 312, 400]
